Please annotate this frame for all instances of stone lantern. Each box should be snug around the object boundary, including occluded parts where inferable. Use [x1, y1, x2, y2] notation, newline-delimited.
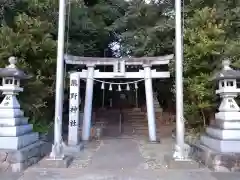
[200, 59, 240, 153]
[189, 59, 240, 172]
[0, 57, 49, 172]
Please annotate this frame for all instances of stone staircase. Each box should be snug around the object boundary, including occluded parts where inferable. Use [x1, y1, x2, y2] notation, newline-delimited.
[93, 108, 174, 138]
[122, 109, 174, 138]
[94, 109, 122, 137]
[122, 109, 152, 136]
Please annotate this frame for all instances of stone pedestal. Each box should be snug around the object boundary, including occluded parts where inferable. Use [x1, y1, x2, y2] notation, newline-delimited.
[0, 141, 51, 172]
[201, 112, 240, 153]
[196, 105, 240, 171]
[189, 142, 240, 172]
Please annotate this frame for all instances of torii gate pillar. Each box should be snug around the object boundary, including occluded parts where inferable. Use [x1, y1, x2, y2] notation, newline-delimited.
[82, 65, 95, 141]
[143, 64, 157, 142]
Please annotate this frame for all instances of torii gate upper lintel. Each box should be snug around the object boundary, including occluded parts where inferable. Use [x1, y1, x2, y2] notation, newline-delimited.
[64, 54, 173, 66]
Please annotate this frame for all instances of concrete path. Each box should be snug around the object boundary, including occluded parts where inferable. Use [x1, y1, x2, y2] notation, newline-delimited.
[4, 169, 240, 180]
[86, 139, 144, 170]
[2, 138, 240, 180]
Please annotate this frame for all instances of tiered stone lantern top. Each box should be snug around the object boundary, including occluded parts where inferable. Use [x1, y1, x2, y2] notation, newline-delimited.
[201, 59, 240, 153]
[213, 59, 240, 112]
[0, 57, 29, 79]
[213, 59, 240, 80]
[0, 57, 30, 95]
[214, 60, 240, 100]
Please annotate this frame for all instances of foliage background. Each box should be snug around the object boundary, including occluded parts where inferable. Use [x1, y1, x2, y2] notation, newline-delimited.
[0, 0, 240, 132]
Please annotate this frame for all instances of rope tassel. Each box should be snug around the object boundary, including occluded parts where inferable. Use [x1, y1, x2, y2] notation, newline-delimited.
[101, 82, 105, 89]
[118, 84, 121, 91]
[135, 82, 138, 89]
[126, 84, 130, 91]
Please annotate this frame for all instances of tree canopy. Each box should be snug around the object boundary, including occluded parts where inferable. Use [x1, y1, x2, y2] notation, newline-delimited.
[0, 0, 240, 131]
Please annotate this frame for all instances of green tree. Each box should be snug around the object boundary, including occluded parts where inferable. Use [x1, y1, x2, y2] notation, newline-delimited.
[67, 0, 128, 57]
[0, 13, 57, 130]
[0, 0, 58, 132]
[109, 0, 175, 57]
[183, 4, 240, 126]
[0, 0, 129, 131]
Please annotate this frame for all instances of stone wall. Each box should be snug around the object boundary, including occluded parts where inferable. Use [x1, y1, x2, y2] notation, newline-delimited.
[0, 140, 51, 172]
[189, 142, 240, 172]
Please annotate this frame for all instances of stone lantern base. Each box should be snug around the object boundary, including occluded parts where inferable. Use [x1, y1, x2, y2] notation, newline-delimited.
[189, 142, 240, 172]
[0, 140, 51, 172]
[0, 111, 51, 172]
[189, 112, 240, 172]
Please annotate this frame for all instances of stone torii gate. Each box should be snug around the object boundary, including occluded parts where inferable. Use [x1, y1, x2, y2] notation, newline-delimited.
[65, 54, 173, 145]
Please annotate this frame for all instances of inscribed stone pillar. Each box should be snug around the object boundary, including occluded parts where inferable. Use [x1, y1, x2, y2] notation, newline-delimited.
[68, 72, 80, 146]
[143, 64, 157, 142]
[82, 65, 95, 141]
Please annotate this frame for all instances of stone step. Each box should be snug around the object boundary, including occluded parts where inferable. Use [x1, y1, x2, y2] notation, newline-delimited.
[131, 128, 149, 131]
[132, 129, 160, 133]
[124, 122, 147, 124]
[129, 125, 148, 128]
[127, 118, 147, 121]
[124, 118, 146, 121]
[131, 132, 161, 136]
[123, 116, 146, 119]
[124, 113, 145, 115]
[128, 124, 148, 128]
[126, 124, 147, 127]
[122, 109, 143, 112]
[124, 124, 146, 127]
[125, 118, 147, 121]
[127, 121, 148, 124]
[125, 115, 146, 117]
[123, 112, 146, 115]
[126, 118, 146, 121]
[132, 126, 172, 131]
[123, 112, 145, 114]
